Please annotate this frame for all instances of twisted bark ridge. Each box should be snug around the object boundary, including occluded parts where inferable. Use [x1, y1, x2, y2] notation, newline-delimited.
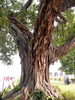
[3, 0, 75, 100]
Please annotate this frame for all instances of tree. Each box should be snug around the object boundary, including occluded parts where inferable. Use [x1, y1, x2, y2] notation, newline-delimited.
[1, 0, 75, 100]
[60, 49, 75, 75]
[53, 9, 75, 76]
[0, 0, 22, 64]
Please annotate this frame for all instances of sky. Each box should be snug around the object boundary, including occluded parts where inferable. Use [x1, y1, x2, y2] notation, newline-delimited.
[50, 60, 61, 73]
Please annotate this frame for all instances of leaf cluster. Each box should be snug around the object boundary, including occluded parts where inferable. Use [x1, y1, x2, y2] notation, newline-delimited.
[53, 9, 75, 46]
[53, 9, 75, 74]
[0, 0, 38, 64]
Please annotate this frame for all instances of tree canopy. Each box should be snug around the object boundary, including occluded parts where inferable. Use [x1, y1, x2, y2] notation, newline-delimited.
[0, 0, 37, 64]
[60, 48, 75, 74]
[0, 0, 75, 66]
[53, 9, 75, 74]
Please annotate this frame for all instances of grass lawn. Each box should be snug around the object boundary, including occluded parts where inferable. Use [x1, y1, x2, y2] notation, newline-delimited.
[51, 80, 75, 100]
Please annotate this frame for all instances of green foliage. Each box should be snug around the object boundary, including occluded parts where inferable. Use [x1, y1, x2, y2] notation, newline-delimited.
[0, 0, 38, 64]
[53, 9, 75, 46]
[54, 83, 75, 100]
[27, 4, 38, 29]
[53, 9, 75, 74]
[32, 90, 61, 100]
[0, 87, 11, 99]
[0, 92, 3, 100]
[60, 48, 75, 74]
[0, 0, 23, 64]
[0, 0, 75, 67]
[54, 98, 62, 100]
[61, 91, 75, 100]
[32, 90, 46, 100]
[47, 96, 53, 100]
[13, 85, 20, 92]
[1, 84, 20, 98]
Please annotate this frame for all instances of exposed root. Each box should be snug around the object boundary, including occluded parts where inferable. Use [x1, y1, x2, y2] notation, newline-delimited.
[2, 84, 26, 100]
[35, 81, 63, 100]
[2, 85, 21, 100]
[2, 81, 63, 100]
[44, 81, 63, 99]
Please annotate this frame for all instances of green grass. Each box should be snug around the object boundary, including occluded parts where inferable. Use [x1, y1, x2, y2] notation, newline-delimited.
[51, 80, 75, 100]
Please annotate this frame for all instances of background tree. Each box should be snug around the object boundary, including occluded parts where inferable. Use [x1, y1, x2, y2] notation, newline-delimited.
[60, 49, 75, 75]
[53, 9, 75, 76]
[0, 0, 75, 100]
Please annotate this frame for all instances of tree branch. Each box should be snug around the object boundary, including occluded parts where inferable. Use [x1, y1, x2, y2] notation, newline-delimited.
[11, 24, 25, 40]
[8, 14, 33, 38]
[53, 0, 64, 12]
[55, 37, 75, 59]
[10, 24, 29, 54]
[55, 13, 67, 24]
[22, 0, 33, 10]
[61, 0, 75, 12]
[11, 24, 32, 40]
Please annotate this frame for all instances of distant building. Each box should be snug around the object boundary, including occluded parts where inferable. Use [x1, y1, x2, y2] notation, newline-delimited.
[49, 69, 65, 79]
[49, 60, 74, 80]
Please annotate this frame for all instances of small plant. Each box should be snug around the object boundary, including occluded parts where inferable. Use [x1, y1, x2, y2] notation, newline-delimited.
[47, 96, 61, 100]
[32, 90, 46, 100]
[13, 85, 21, 92]
[32, 90, 60, 100]
[2, 88, 11, 97]
[0, 92, 3, 100]
[47, 96, 53, 100]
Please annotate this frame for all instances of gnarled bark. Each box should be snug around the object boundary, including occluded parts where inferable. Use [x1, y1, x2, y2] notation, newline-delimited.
[2, 0, 75, 100]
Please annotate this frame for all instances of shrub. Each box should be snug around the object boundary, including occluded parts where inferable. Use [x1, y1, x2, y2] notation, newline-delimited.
[0, 92, 3, 100]
[32, 90, 58, 100]
[2, 88, 11, 97]
[32, 90, 46, 100]
[13, 85, 21, 91]
[47, 96, 53, 100]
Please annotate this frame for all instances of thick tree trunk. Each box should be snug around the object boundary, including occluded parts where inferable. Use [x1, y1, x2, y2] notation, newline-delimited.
[19, 46, 62, 99]
[10, 23, 62, 99]
[3, 0, 75, 100]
